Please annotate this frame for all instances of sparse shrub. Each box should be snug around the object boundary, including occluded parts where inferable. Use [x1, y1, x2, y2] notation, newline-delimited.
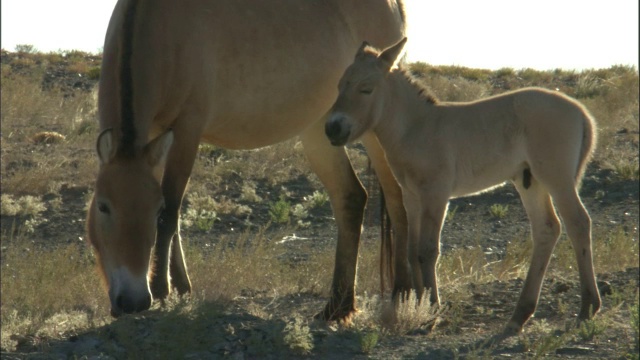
[489, 203, 509, 219]
[575, 73, 606, 99]
[304, 190, 329, 209]
[0, 194, 46, 217]
[282, 317, 314, 355]
[291, 204, 308, 220]
[15, 44, 38, 54]
[181, 208, 218, 232]
[31, 131, 66, 144]
[269, 196, 291, 224]
[240, 181, 262, 202]
[87, 66, 101, 80]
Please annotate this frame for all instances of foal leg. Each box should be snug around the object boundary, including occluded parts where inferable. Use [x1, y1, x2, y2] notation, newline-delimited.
[150, 116, 202, 299]
[301, 119, 367, 321]
[550, 185, 601, 321]
[360, 133, 412, 298]
[415, 192, 449, 305]
[505, 177, 561, 335]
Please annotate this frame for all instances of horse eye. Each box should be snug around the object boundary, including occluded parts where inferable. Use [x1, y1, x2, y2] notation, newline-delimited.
[359, 88, 373, 95]
[97, 202, 111, 215]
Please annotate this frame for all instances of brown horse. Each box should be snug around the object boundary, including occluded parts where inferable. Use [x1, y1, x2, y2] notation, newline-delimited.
[325, 38, 601, 335]
[86, 0, 412, 319]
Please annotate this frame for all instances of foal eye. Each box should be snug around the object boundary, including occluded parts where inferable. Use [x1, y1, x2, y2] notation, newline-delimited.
[359, 89, 373, 95]
[97, 202, 111, 215]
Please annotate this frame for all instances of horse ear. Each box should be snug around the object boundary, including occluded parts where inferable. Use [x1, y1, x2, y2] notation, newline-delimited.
[379, 37, 408, 69]
[356, 41, 371, 57]
[144, 130, 174, 167]
[96, 128, 117, 165]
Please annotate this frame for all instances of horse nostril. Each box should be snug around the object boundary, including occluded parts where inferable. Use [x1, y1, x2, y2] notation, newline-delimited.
[325, 119, 343, 139]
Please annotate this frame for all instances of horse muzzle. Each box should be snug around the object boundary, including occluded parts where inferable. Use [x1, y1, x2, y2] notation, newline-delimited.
[108, 267, 153, 317]
[325, 114, 351, 146]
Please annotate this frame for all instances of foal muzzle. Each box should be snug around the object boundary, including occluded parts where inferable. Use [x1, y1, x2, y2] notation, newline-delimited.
[325, 114, 351, 146]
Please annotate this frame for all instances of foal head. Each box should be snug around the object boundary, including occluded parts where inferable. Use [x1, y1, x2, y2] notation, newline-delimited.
[87, 129, 173, 317]
[325, 37, 407, 146]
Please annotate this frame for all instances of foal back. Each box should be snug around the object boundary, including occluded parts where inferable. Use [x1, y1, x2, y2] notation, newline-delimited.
[436, 87, 596, 197]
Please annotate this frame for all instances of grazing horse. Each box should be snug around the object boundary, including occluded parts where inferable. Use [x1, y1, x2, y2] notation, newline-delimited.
[325, 38, 601, 335]
[86, 0, 411, 319]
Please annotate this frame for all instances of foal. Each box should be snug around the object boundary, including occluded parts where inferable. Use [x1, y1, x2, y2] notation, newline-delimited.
[325, 38, 601, 335]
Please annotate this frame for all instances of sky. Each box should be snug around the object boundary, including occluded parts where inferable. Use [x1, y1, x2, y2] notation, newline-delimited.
[1, 0, 638, 71]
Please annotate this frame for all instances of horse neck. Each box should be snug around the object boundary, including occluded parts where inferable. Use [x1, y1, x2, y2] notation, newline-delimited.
[372, 69, 436, 151]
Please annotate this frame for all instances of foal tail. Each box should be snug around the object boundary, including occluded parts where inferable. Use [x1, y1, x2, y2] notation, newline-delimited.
[575, 107, 598, 188]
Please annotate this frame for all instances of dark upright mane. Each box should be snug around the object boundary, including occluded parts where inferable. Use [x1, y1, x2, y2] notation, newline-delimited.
[399, 68, 439, 105]
[118, 0, 139, 157]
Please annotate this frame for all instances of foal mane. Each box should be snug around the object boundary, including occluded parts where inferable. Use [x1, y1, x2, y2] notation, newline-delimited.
[397, 68, 439, 105]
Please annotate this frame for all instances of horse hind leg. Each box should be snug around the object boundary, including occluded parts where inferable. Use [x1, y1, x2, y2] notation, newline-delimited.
[549, 182, 601, 321]
[505, 174, 562, 336]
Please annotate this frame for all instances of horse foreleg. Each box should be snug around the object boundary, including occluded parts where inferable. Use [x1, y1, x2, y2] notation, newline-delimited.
[302, 120, 366, 322]
[360, 133, 412, 299]
[150, 121, 201, 300]
[506, 177, 561, 335]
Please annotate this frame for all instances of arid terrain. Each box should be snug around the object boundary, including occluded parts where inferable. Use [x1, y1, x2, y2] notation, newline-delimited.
[1, 49, 638, 359]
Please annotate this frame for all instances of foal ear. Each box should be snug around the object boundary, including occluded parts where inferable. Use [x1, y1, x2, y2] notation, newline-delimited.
[96, 128, 117, 165]
[379, 37, 408, 70]
[356, 41, 371, 57]
[144, 130, 174, 167]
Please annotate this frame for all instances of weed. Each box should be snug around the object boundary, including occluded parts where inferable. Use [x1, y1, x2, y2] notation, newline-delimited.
[577, 318, 607, 341]
[269, 196, 291, 224]
[359, 329, 380, 354]
[489, 203, 509, 219]
[446, 205, 458, 222]
[531, 332, 570, 358]
[613, 161, 640, 180]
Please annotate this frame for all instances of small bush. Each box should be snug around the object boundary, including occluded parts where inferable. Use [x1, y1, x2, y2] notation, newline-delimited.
[269, 196, 291, 224]
[304, 190, 329, 209]
[282, 317, 314, 355]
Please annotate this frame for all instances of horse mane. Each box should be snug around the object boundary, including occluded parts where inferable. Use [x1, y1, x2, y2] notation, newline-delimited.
[118, 0, 139, 157]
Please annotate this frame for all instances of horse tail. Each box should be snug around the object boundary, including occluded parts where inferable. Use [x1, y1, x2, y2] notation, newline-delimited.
[575, 106, 598, 188]
[379, 184, 395, 295]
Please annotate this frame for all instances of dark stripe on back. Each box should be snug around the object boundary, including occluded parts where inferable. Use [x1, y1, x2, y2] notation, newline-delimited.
[119, 0, 139, 157]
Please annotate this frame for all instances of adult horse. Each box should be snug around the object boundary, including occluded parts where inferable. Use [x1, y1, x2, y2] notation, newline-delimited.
[87, 0, 411, 319]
